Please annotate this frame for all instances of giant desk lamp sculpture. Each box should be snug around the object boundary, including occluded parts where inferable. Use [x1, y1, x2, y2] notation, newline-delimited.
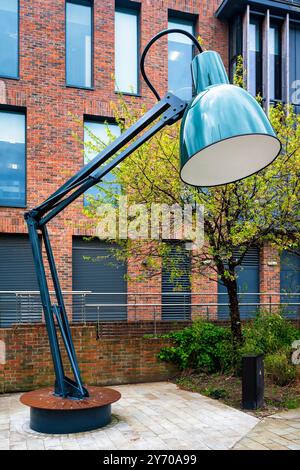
[20, 29, 281, 434]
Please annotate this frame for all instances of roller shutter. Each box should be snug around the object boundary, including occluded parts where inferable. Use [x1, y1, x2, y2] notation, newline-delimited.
[218, 247, 260, 319]
[280, 251, 300, 318]
[0, 234, 41, 326]
[72, 237, 127, 322]
[162, 243, 191, 321]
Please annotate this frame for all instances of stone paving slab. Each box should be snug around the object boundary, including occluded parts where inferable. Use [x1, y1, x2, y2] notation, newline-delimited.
[234, 411, 300, 450]
[0, 382, 258, 450]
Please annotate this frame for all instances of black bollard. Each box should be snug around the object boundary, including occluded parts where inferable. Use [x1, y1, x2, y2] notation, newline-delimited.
[242, 354, 264, 410]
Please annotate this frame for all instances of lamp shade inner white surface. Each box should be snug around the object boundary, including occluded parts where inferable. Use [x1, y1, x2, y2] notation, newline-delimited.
[180, 134, 281, 187]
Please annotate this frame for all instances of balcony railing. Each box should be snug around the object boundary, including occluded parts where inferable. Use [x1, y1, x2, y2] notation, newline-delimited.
[0, 291, 299, 329]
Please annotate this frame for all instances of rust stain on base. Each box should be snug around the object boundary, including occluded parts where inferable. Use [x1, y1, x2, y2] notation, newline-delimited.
[20, 387, 121, 410]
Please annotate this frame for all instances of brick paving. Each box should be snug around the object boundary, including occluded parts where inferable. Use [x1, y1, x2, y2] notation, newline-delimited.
[0, 382, 258, 450]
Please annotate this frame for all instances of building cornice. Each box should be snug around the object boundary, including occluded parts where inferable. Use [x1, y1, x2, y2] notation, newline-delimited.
[216, 0, 300, 21]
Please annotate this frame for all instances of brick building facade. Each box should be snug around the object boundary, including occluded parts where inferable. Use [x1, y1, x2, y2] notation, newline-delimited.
[0, 0, 299, 328]
[0, 0, 300, 391]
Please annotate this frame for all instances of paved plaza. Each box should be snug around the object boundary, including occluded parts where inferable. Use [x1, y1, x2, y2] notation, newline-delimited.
[0, 382, 299, 450]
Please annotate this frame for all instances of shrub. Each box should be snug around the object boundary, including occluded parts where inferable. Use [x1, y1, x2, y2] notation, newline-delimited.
[264, 350, 297, 386]
[158, 312, 300, 385]
[157, 320, 234, 373]
[203, 387, 228, 400]
[236, 312, 300, 377]
[242, 311, 300, 355]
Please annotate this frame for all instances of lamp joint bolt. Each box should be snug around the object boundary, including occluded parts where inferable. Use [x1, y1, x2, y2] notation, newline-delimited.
[24, 209, 40, 228]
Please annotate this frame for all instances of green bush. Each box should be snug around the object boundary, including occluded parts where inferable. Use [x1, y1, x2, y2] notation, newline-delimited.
[157, 320, 234, 373]
[264, 350, 297, 386]
[203, 387, 228, 400]
[237, 312, 300, 378]
[158, 312, 300, 385]
[242, 311, 300, 355]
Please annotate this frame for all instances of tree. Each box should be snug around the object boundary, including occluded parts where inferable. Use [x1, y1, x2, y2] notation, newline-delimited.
[81, 87, 300, 348]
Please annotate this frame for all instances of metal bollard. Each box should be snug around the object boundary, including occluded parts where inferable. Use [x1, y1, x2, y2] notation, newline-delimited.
[242, 354, 264, 410]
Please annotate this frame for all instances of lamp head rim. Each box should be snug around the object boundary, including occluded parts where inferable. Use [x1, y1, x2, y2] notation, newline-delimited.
[180, 133, 282, 188]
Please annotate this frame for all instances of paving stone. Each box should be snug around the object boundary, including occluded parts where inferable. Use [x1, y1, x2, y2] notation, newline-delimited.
[10, 442, 27, 450]
[243, 439, 269, 450]
[287, 444, 300, 450]
[233, 408, 300, 450]
[26, 439, 45, 450]
[264, 443, 289, 450]
[2, 381, 291, 451]
[0, 440, 9, 450]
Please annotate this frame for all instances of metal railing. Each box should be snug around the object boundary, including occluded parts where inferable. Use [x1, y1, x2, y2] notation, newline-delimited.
[0, 291, 91, 328]
[0, 290, 300, 328]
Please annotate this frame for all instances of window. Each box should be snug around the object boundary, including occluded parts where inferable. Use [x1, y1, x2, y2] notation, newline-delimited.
[84, 119, 121, 205]
[229, 15, 242, 83]
[269, 21, 282, 102]
[290, 23, 300, 113]
[0, 0, 19, 78]
[0, 110, 26, 207]
[249, 17, 263, 97]
[66, 1, 92, 88]
[115, 8, 139, 94]
[168, 17, 194, 102]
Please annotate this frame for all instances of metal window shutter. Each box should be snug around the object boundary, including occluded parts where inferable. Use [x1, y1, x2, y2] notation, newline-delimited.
[72, 237, 127, 322]
[280, 251, 300, 318]
[218, 247, 260, 319]
[0, 234, 41, 327]
[162, 243, 191, 321]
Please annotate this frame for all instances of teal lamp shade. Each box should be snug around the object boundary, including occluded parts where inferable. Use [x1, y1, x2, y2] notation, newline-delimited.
[180, 51, 281, 187]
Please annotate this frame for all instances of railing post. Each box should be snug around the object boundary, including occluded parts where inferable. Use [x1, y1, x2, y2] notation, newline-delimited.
[16, 293, 20, 324]
[83, 293, 86, 324]
[154, 306, 157, 338]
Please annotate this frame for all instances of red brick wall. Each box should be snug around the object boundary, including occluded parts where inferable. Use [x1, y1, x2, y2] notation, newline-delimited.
[0, 0, 227, 321]
[0, 324, 179, 393]
[260, 242, 281, 310]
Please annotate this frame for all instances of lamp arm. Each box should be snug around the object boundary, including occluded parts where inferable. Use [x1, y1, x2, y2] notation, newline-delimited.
[140, 28, 203, 101]
[24, 92, 187, 399]
[32, 96, 170, 218]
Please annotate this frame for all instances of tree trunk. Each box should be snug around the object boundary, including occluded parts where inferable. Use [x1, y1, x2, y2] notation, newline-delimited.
[225, 278, 243, 346]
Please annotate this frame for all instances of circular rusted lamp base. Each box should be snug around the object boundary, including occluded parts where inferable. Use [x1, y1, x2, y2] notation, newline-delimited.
[20, 387, 121, 434]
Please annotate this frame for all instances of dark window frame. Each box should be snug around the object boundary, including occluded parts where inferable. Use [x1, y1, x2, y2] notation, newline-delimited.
[0, 0, 20, 80]
[229, 14, 243, 83]
[289, 20, 300, 111]
[249, 14, 263, 97]
[269, 18, 283, 103]
[0, 105, 27, 209]
[65, 0, 94, 90]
